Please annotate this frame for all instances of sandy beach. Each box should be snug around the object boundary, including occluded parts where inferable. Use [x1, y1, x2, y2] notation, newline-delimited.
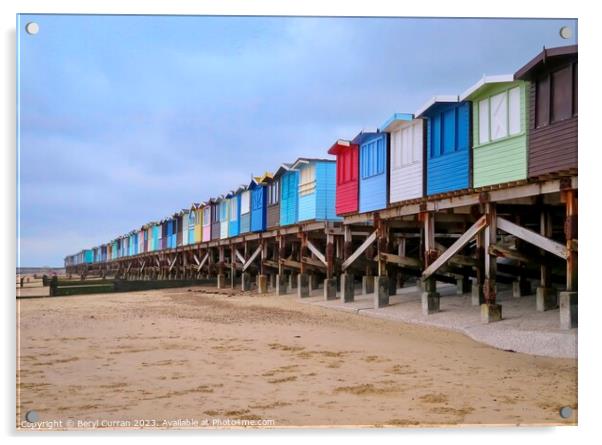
[17, 286, 577, 429]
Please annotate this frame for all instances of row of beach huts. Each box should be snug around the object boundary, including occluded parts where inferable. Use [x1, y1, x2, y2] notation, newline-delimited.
[66, 45, 577, 267]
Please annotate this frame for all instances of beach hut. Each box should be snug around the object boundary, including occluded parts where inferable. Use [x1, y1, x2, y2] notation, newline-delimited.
[416, 96, 471, 195]
[229, 188, 242, 237]
[239, 186, 251, 233]
[250, 173, 272, 232]
[180, 210, 189, 246]
[188, 204, 198, 244]
[111, 240, 118, 260]
[460, 75, 528, 188]
[218, 196, 230, 240]
[380, 113, 425, 204]
[291, 158, 339, 222]
[514, 45, 578, 178]
[192, 203, 202, 243]
[200, 202, 211, 242]
[354, 131, 388, 213]
[210, 199, 221, 241]
[279, 165, 299, 226]
[328, 139, 359, 215]
[268, 167, 287, 229]
[154, 222, 161, 251]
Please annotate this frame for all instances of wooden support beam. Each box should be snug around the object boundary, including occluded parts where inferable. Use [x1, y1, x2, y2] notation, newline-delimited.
[326, 233, 335, 279]
[243, 245, 262, 272]
[484, 203, 497, 304]
[234, 249, 246, 265]
[488, 244, 534, 264]
[422, 215, 487, 280]
[342, 231, 377, 271]
[497, 216, 567, 259]
[279, 258, 302, 270]
[540, 209, 552, 288]
[168, 254, 178, 272]
[301, 256, 328, 270]
[565, 189, 578, 291]
[378, 252, 422, 269]
[307, 239, 327, 266]
[197, 252, 209, 272]
[434, 242, 477, 267]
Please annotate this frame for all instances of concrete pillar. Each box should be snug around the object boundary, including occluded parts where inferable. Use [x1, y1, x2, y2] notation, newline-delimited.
[559, 291, 577, 329]
[241, 272, 251, 291]
[257, 274, 268, 294]
[374, 276, 389, 308]
[276, 274, 287, 296]
[388, 277, 397, 296]
[309, 274, 319, 292]
[297, 273, 309, 298]
[456, 276, 471, 295]
[536, 287, 557, 311]
[512, 278, 532, 298]
[217, 274, 226, 289]
[362, 275, 374, 295]
[288, 273, 297, 290]
[481, 303, 502, 323]
[471, 280, 484, 306]
[340, 273, 354, 303]
[269, 273, 277, 290]
[421, 278, 440, 315]
[324, 278, 337, 301]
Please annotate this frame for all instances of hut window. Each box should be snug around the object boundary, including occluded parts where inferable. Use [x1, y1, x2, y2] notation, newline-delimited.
[230, 198, 238, 219]
[203, 207, 211, 224]
[269, 181, 279, 205]
[442, 109, 457, 154]
[478, 99, 490, 143]
[412, 121, 422, 163]
[551, 65, 573, 123]
[189, 211, 195, 225]
[241, 191, 250, 214]
[508, 87, 521, 135]
[361, 138, 385, 178]
[536, 75, 550, 128]
[490, 91, 508, 141]
[391, 131, 401, 170]
[299, 164, 316, 196]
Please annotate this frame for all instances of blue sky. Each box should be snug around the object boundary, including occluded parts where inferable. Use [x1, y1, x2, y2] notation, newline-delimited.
[17, 15, 577, 266]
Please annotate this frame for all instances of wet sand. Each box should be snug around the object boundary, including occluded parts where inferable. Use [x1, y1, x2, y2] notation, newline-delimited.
[16, 286, 577, 429]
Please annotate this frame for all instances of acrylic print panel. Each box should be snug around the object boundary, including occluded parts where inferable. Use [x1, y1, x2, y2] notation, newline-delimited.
[17, 14, 578, 430]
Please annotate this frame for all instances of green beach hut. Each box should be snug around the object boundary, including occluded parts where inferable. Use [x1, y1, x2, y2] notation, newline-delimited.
[460, 75, 529, 188]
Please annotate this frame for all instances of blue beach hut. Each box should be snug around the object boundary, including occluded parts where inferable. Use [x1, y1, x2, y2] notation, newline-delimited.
[355, 131, 389, 213]
[415, 95, 472, 195]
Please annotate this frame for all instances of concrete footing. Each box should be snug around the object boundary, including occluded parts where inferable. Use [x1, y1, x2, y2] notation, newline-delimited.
[471, 283, 484, 306]
[456, 276, 471, 295]
[388, 279, 397, 296]
[362, 275, 374, 295]
[374, 276, 389, 309]
[217, 274, 226, 289]
[559, 291, 578, 329]
[324, 278, 337, 301]
[297, 273, 309, 298]
[288, 273, 297, 290]
[481, 303, 503, 323]
[257, 274, 268, 294]
[421, 279, 440, 315]
[241, 272, 251, 291]
[269, 273, 277, 290]
[276, 274, 288, 296]
[309, 274, 319, 292]
[340, 273, 354, 303]
[513, 279, 532, 298]
[536, 287, 557, 312]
